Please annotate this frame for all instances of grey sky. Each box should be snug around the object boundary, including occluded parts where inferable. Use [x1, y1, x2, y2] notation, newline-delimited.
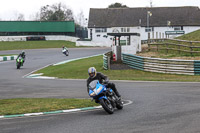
[0, 0, 199, 20]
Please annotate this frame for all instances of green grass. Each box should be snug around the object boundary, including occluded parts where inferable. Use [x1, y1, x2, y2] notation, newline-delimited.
[0, 40, 76, 51]
[177, 29, 200, 41]
[0, 54, 17, 57]
[0, 98, 98, 116]
[149, 30, 200, 56]
[37, 55, 102, 79]
[36, 55, 200, 82]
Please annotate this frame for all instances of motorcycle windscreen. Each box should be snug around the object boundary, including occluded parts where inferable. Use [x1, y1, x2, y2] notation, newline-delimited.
[88, 80, 98, 90]
[17, 57, 22, 62]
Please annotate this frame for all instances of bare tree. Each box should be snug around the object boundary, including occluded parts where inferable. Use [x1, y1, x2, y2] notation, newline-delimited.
[38, 2, 74, 21]
[75, 10, 85, 27]
[13, 11, 25, 21]
[17, 13, 25, 21]
[29, 12, 40, 21]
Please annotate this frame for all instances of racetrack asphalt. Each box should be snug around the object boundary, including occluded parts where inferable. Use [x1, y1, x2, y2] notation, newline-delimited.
[1, 48, 200, 133]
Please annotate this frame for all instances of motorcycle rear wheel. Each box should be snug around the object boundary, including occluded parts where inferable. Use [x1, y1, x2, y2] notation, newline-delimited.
[100, 98, 114, 114]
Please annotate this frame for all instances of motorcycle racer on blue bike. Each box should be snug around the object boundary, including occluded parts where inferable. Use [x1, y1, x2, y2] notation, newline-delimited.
[87, 67, 121, 102]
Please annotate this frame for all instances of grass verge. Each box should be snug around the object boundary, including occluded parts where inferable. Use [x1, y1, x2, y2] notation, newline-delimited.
[0, 98, 98, 116]
[0, 54, 17, 57]
[36, 55, 200, 82]
[145, 30, 200, 57]
[176, 29, 200, 41]
[0, 40, 76, 51]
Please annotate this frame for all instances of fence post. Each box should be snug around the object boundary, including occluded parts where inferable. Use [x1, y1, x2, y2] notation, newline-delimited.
[190, 41, 192, 46]
[190, 47, 193, 56]
[157, 44, 158, 52]
[166, 43, 168, 54]
[148, 44, 151, 51]
[178, 45, 180, 54]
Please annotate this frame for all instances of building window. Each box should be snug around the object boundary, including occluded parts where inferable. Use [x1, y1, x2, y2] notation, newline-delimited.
[103, 35, 108, 38]
[145, 27, 152, 32]
[95, 28, 107, 33]
[174, 27, 181, 31]
[121, 28, 124, 32]
[121, 27, 130, 33]
[145, 27, 154, 32]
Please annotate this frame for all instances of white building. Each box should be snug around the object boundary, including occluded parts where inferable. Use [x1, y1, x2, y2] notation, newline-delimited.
[87, 6, 200, 46]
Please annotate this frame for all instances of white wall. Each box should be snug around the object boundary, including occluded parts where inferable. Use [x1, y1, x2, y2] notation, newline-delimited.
[183, 26, 200, 34]
[45, 35, 79, 42]
[140, 26, 200, 40]
[76, 41, 110, 47]
[88, 26, 200, 48]
[0, 36, 26, 41]
[88, 27, 141, 47]
[0, 35, 79, 42]
[87, 28, 113, 47]
[121, 36, 141, 54]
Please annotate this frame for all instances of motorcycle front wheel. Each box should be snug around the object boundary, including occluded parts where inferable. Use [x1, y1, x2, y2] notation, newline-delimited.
[100, 98, 114, 114]
[17, 62, 21, 69]
[116, 99, 123, 110]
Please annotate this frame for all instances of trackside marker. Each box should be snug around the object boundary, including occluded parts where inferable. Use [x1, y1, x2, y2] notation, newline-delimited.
[0, 100, 132, 119]
[24, 113, 43, 116]
[62, 109, 81, 113]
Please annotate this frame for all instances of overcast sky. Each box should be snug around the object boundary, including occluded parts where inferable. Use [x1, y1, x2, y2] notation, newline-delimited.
[0, 0, 199, 20]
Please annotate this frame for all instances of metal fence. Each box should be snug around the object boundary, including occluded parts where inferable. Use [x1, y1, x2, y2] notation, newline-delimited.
[75, 27, 88, 39]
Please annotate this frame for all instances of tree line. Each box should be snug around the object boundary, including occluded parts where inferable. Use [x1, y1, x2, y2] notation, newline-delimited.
[0, 2, 128, 27]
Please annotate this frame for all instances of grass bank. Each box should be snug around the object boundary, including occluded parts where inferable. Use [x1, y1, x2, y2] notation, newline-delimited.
[0, 98, 98, 116]
[142, 30, 200, 58]
[0, 54, 17, 57]
[36, 55, 200, 82]
[0, 40, 76, 51]
[176, 29, 200, 41]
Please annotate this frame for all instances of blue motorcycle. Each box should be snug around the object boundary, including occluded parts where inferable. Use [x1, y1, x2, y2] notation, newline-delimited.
[88, 80, 123, 114]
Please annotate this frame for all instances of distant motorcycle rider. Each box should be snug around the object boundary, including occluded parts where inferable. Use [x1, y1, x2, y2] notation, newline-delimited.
[62, 45, 69, 55]
[87, 67, 121, 99]
[62, 45, 68, 51]
[16, 50, 26, 65]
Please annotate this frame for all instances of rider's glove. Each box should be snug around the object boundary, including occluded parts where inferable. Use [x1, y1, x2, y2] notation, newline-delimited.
[103, 80, 109, 84]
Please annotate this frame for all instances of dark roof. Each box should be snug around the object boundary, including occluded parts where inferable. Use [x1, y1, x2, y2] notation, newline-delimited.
[88, 6, 200, 28]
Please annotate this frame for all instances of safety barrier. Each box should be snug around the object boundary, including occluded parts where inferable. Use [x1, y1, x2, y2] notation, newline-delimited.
[0, 35, 78, 42]
[122, 53, 200, 75]
[103, 52, 111, 70]
[0, 55, 17, 62]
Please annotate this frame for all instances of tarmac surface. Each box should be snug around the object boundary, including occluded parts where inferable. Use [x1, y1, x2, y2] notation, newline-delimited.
[1, 48, 200, 133]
